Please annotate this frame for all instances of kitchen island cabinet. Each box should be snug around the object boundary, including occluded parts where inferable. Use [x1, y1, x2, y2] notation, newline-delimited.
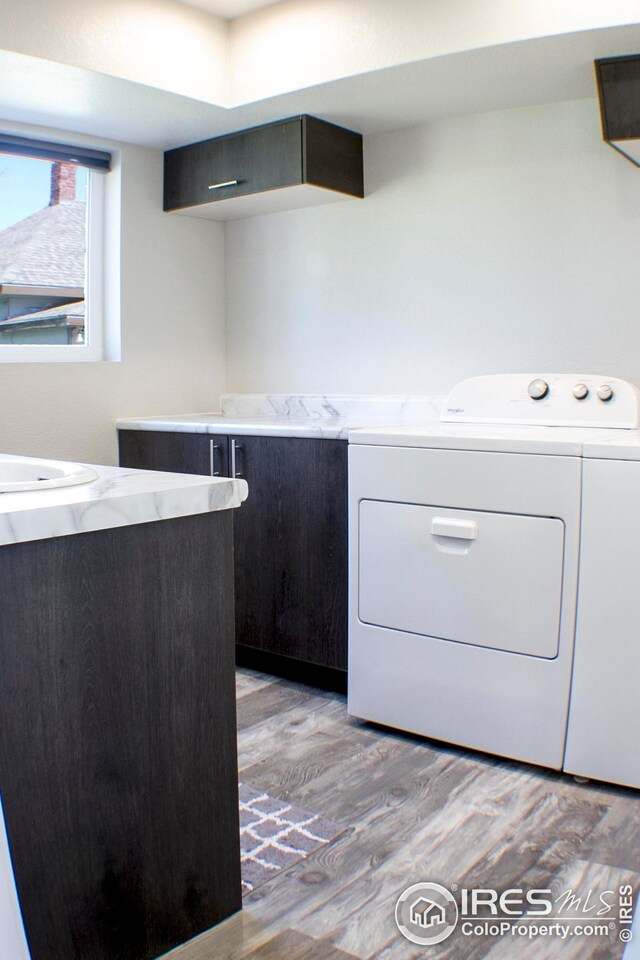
[0, 458, 246, 960]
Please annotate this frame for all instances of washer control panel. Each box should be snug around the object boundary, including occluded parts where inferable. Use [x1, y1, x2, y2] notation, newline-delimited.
[528, 378, 550, 400]
[528, 379, 615, 403]
[442, 374, 640, 428]
[596, 383, 614, 402]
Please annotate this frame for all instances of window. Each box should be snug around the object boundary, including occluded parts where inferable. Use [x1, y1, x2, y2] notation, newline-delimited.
[0, 136, 111, 362]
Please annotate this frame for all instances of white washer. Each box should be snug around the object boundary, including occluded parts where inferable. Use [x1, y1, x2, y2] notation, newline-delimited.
[348, 374, 640, 771]
[564, 432, 640, 789]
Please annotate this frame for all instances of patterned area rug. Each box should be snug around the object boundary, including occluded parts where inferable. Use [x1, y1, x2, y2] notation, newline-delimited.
[239, 783, 346, 894]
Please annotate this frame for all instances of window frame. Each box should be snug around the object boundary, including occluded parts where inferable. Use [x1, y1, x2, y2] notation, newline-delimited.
[0, 150, 108, 363]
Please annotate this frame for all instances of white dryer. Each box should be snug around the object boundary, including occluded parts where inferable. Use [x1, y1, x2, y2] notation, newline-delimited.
[348, 374, 640, 770]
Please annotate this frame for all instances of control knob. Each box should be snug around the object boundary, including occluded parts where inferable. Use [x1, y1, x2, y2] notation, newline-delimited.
[528, 378, 549, 400]
[573, 383, 589, 400]
[597, 384, 614, 402]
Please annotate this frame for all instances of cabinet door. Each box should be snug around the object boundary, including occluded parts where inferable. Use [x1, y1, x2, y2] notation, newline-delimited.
[0, 512, 241, 960]
[118, 430, 229, 477]
[164, 119, 303, 211]
[232, 435, 348, 670]
[596, 56, 640, 142]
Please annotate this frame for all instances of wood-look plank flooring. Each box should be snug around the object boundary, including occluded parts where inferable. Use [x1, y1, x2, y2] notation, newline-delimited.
[165, 669, 640, 960]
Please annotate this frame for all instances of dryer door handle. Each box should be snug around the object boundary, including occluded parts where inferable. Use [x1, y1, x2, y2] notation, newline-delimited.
[431, 518, 478, 540]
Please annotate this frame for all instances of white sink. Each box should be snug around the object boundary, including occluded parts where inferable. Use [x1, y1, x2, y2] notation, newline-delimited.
[0, 458, 98, 493]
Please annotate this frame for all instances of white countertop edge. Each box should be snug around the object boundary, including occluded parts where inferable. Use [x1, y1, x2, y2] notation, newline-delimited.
[0, 463, 248, 548]
[115, 415, 450, 441]
[116, 416, 358, 440]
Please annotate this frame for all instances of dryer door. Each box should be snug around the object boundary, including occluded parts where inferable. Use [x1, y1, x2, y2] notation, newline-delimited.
[359, 501, 564, 658]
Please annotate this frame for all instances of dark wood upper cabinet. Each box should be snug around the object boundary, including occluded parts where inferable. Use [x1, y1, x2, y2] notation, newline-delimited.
[596, 55, 640, 167]
[164, 115, 364, 220]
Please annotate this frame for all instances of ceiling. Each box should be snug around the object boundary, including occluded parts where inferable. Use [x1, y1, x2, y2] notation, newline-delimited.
[174, 0, 281, 19]
[2, 23, 640, 149]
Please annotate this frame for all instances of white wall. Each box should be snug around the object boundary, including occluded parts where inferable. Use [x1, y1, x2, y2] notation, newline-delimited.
[225, 98, 640, 395]
[0, 130, 226, 466]
[3, 0, 640, 110]
[0, 0, 228, 104]
[229, 0, 640, 103]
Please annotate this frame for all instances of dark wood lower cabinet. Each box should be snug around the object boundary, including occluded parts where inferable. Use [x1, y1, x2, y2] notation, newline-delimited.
[0, 512, 241, 960]
[118, 430, 348, 684]
[117, 429, 229, 478]
[232, 435, 347, 673]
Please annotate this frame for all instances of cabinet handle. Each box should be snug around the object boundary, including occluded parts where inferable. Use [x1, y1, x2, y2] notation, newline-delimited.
[230, 439, 243, 478]
[208, 179, 239, 190]
[209, 440, 221, 476]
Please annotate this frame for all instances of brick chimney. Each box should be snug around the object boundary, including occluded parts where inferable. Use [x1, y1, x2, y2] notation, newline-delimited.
[50, 161, 77, 205]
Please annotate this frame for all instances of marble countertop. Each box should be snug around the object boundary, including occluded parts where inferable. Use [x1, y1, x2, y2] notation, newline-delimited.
[0, 455, 248, 547]
[117, 393, 445, 440]
[116, 413, 362, 440]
